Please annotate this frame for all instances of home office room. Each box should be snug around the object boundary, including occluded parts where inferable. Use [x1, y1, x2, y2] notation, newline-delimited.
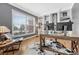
[0, 0, 79, 57]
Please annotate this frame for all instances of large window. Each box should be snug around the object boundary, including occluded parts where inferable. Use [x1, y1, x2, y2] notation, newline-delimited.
[12, 9, 35, 36]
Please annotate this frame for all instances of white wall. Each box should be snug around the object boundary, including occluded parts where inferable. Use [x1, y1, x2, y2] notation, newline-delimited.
[72, 3, 79, 36]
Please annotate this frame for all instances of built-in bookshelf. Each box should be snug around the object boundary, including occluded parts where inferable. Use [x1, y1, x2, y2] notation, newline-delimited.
[44, 9, 72, 35]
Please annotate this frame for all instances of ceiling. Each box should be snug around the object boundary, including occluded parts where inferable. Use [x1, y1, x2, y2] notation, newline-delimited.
[11, 3, 73, 16]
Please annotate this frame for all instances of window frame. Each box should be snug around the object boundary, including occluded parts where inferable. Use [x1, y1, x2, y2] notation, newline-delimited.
[12, 9, 36, 37]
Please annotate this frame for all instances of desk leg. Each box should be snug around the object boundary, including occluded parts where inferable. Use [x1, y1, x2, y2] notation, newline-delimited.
[55, 38, 57, 42]
[39, 35, 42, 51]
[77, 41, 79, 54]
[71, 40, 78, 54]
[42, 37, 45, 47]
[12, 44, 14, 54]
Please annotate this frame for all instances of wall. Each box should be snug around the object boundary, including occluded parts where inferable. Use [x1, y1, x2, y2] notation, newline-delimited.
[0, 3, 12, 32]
[72, 3, 79, 36]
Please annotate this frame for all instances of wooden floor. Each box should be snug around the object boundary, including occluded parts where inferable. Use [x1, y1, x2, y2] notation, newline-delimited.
[19, 35, 40, 55]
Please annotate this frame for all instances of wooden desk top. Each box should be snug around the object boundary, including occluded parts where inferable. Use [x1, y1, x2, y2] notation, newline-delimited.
[0, 35, 38, 48]
[0, 41, 13, 48]
[0, 39, 22, 48]
[40, 34, 79, 41]
[1, 34, 79, 49]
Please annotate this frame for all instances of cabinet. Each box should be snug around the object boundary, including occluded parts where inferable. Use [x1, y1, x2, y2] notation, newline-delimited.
[44, 9, 73, 35]
[59, 10, 71, 22]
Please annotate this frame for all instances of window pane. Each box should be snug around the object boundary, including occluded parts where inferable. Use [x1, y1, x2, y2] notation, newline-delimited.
[26, 16, 35, 33]
[12, 9, 35, 36]
[12, 9, 26, 35]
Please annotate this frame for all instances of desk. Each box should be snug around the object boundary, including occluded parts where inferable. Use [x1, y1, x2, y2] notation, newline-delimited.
[0, 39, 22, 55]
[39, 34, 79, 54]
